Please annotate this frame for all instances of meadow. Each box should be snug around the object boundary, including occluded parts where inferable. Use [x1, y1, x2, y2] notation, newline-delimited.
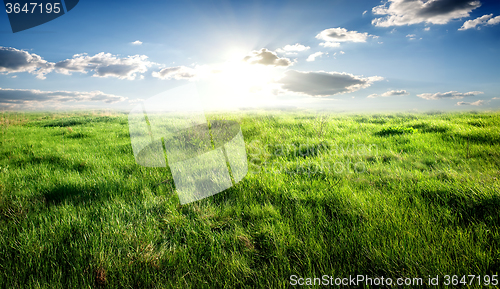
[0, 110, 499, 288]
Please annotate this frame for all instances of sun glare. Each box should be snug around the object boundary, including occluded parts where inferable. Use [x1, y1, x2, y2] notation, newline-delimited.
[198, 51, 285, 109]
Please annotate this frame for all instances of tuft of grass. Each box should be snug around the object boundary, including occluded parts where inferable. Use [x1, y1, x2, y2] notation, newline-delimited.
[376, 125, 417, 136]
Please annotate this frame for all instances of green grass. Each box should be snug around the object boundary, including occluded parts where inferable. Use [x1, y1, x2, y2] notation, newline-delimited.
[0, 110, 499, 288]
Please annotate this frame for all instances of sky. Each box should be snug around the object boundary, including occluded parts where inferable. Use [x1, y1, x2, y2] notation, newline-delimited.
[1, 0, 500, 112]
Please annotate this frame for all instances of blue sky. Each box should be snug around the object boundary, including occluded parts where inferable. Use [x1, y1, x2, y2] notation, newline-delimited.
[1, 0, 500, 111]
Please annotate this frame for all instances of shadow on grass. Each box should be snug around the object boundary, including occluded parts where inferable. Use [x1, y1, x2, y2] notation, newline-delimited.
[418, 188, 500, 226]
[375, 126, 417, 136]
[15, 155, 90, 172]
[43, 183, 110, 206]
[409, 122, 449, 133]
[40, 116, 119, 127]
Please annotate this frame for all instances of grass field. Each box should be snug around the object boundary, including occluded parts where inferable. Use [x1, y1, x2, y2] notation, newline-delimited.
[0, 110, 499, 288]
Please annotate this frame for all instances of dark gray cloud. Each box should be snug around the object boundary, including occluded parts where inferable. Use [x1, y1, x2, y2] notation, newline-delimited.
[417, 0, 480, 17]
[0, 47, 54, 79]
[55, 52, 152, 80]
[417, 90, 483, 100]
[277, 70, 383, 97]
[372, 0, 481, 27]
[0, 87, 126, 107]
[243, 48, 292, 67]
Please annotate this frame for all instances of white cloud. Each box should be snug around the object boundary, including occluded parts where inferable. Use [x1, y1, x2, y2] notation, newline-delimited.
[129, 98, 145, 103]
[0, 47, 155, 80]
[243, 48, 292, 67]
[492, 97, 500, 100]
[0, 87, 126, 109]
[457, 100, 484, 106]
[489, 15, 500, 25]
[152, 66, 200, 80]
[417, 90, 483, 100]
[459, 14, 500, 30]
[275, 43, 310, 55]
[55, 52, 153, 80]
[406, 34, 416, 38]
[424, 27, 431, 31]
[316, 27, 375, 47]
[372, 0, 481, 27]
[363, 10, 368, 15]
[0, 47, 54, 79]
[131, 40, 143, 45]
[368, 89, 409, 98]
[319, 42, 341, 48]
[306, 52, 325, 62]
[277, 70, 383, 97]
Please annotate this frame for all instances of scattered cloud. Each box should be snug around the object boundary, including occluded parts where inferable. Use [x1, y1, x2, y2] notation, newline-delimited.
[277, 70, 383, 97]
[0, 87, 126, 110]
[368, 89, 409, 98]
[424, 27, 431, 31]
[459, 14, 500, 30]
[131, 40, 143, 45]
[457, 100, 484, 106]
[316, 27, 375, 47]
[363, 10, 368, 15]
[152, 66, 199, 80]
[492, 97, 500, 100]
[406, 34, 416, 38]
[319, 42, 341, 48]
[490, 16, 500, 25]
[55, 52, 153, 80]
[417, 90, 483, 100]
[275, 43, 310, 55]
[0, 47, 54, 79]
[372, 0, 481, 27]
[243, 48, 292, 67]
[129, 98, 145, 103]
[306, 52, 325, 62]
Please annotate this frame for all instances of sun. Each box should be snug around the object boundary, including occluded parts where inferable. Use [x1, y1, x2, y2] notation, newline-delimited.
[196, 49, 286, 109]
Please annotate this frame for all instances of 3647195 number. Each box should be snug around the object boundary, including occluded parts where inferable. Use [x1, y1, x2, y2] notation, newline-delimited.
[5, 3, 61, 14]
[443, 275, 498, 286]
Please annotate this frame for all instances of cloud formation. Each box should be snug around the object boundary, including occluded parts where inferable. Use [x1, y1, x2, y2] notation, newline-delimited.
[417, 90, 483, 100]
[459, 14, 500, 30]
[368, 89, 409, 98]
[0, 87, 126, 109]
[457, 100, 484, 106]
[372, 0, 481, 27]
[152, 66, 198, 80]
[275, 43, 310, 55]
[131, 40, 143, 45]
[277, 70, 383, 97]
[316, 27, 373, 47]
[0, 47, 54, 79]
[55, 52, 152, 80]
[243, 49, 292, 67]
[306, 52, 325, 62]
